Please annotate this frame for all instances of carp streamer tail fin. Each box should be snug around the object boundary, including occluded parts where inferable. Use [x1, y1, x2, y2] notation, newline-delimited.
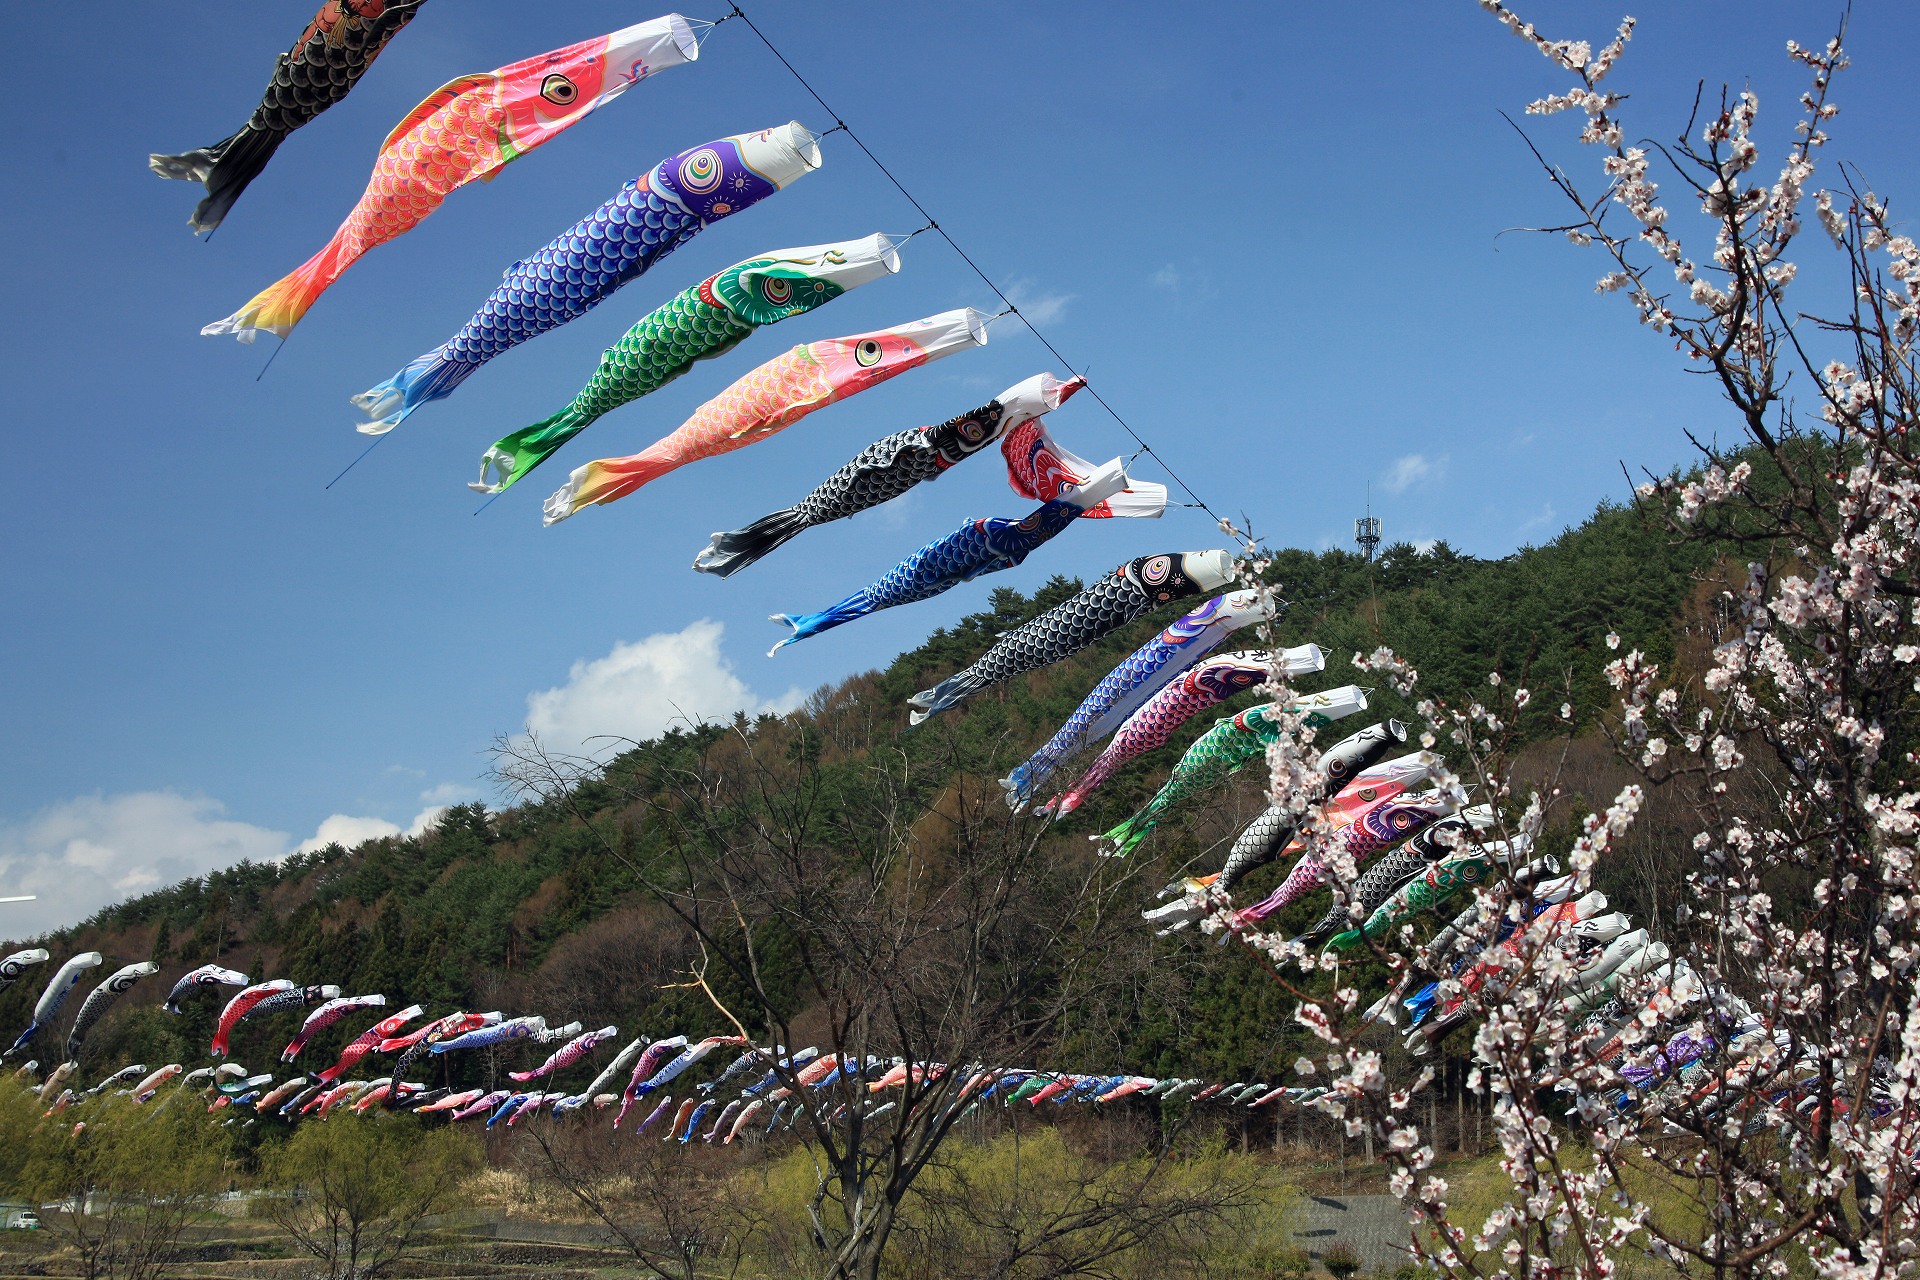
[202, 231, 354, 342]
[351, 349, 475, 435]
[907, 670, 989, 726]
[693, 506, 809, 577]
[151, 125, 287, 234]
[538, 445, 671, 517]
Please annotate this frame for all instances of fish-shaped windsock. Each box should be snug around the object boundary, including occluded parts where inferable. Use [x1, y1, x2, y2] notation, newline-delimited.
[451, 1090, 508, 1121]
[1003, 419, 1168, 519]
[583, 1037, 647, 1100]
[1326, 836, 1533, 952]
[1098, 691, 1370, 857]
[1201, 746, 1444, 924]
[283, 994, 386, 1062]
[768, 461, 1134, 654]
[212, 981, 295, 1056]
[162, 964, 250, 1014]
[695, 374, 1085, 578]
[1296, 806, 1494, 944]
[132, 1064, 183, 1102]
[633, 1035, 746, 1096]
[1209, 720, 1409, 894]
[7, 952, 103, 1057]
[1233, 787, 1459, 928]
[352, 123, 822, 434]
[0, 949, 50, 994]
[546, 307, 987, 524]
[64, 963, 159, 1063]
[725, 1099, 765, 1142]
[417, 1087, 485, 1115]
[431, 1014, 546, 1054]
[703, 1099, 744, 1142]
[478, 233, 905, 494]
[90, 1063, 148, 1096]
[908, 550, 1237, 726]
[1004, 591, 1286, 811]
[509, 1025, 618, 1082]
[255, 1077, 309, 1113]
[665, 1097, 700, 1140]
[1042, 649, 1327, 821]
[316, 1004, 423, 1082]
[203, 16, 699, 342]
[150, 0, 429, 233]
[230, 985, 342, 1045]
[635, 1093, 678, 1135]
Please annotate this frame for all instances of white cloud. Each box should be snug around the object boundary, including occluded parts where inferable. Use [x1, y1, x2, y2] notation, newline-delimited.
[1410, 538, 1439, 555]
[1004, 279, 1074, 326]
[525, 620, 805, 751]
[294, 813, 400, 855]
[0, 792, 290, 932]
[1151, 264, 1182, 289]
[418, 782, 476, 806]
[0, 787, 490, 931]
[291, 801, 452, 857]
[1382, 453, 1445, 495]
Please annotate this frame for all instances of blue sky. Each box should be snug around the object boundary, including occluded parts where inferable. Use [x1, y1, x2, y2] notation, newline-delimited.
[3, 1, 1915, 929]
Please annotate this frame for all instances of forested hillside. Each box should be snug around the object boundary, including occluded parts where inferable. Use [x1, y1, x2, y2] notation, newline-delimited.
[0, 487, 1728, 1095]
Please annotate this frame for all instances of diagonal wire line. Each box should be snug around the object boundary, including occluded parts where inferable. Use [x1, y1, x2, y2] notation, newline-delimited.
[717, 4, 1240, 542]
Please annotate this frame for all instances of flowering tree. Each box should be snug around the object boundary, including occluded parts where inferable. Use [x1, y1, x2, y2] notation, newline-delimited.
[1206, 6, 1920, 1277]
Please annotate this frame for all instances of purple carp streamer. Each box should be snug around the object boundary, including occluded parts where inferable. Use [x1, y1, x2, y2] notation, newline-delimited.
[694, 374, 1085, 578]
[163, 964, 249, 1014]
[150, 1, 428, 233]
[769, 462, 1133, 654]
[1041, 647, 1325, 820]
[1295, 807, 1495, 945]
[1044, 650, 1309, 820]
[511, 1025, 619, 1082]
[908, 551, 1237, 726]
[1004, 592, 1288, 812]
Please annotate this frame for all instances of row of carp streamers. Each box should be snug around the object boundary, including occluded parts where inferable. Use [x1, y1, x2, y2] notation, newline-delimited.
[0, 926, 1848, 1145]
[4, 587, 1878, 1137]
[152, 3, 1203, 664]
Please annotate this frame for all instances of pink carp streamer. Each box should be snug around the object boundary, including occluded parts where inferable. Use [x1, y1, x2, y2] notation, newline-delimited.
[543, 309, 988, 524]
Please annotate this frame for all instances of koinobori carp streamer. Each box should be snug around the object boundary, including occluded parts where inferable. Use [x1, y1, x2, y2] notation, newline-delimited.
[1043, 649, 1329, 820]
[695, 374, 1094, 578]
[1099, 692, 1370, 858]
[908, 551, 1238, 725]
[477, 233, 904, 495]
[151, 0, 429, 233]
[204, 15, 700, 341]
[545, 307, 986, 523]
[64, 963, 159, 1064]
[768, 461, 1134, 654]
[162, 964, 250, 1014]
[1002, 591, 1286, 812]
[352, 122, 822, 434]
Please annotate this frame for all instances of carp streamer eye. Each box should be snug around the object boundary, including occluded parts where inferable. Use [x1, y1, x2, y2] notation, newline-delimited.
[540, 74, 578, 105]
[855, 339, 883, 367]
